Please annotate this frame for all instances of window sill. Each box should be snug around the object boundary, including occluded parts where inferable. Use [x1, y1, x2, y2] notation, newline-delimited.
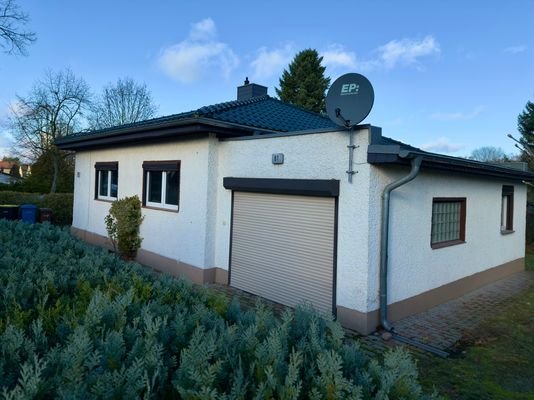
[94, 198, 116, 203]
[142, 205, 179, 213]
[500, 229, 515, 235]
[431, 239, 466, 249]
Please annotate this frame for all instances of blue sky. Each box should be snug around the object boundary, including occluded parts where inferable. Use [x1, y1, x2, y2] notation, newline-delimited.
[1, 0, 534, 157]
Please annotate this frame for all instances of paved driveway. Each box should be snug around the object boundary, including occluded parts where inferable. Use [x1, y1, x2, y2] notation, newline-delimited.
[210, 270, 534, 356]
[352, 270, 534, 356]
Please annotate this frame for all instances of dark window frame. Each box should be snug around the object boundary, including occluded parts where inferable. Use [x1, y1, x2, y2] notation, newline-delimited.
[142, 160, 181, 211]
[431, 197, 467, 249]
[94, 162, 118, 201]
[501, 185, 514, 234]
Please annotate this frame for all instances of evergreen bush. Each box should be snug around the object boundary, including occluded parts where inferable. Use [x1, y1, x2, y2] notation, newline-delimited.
[0, 221, 440, 399]
[105, 196, 144, 260]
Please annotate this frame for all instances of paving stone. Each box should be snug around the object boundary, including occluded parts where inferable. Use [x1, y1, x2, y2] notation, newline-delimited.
[208, 270, 533, 357]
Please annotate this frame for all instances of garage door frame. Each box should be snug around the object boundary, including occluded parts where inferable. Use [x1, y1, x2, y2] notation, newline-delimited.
[223, 177, 339, 316]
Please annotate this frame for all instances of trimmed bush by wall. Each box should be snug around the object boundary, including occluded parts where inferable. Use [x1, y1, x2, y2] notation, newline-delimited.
[0, 191, 73, 225]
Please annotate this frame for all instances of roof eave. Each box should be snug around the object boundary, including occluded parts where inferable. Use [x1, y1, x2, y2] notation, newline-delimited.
[368, 145, 534, 182]
[55, 117, 267, 151]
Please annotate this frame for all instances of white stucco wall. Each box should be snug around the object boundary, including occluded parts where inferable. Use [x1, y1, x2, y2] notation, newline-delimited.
[366, 166, 527, 311]
[73, 137, 212, 268]
[213, 129, 373, 312]
[72, 128, 528, 316]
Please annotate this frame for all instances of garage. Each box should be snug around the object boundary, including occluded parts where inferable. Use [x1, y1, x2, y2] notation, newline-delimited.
[225, 178, 338, 315]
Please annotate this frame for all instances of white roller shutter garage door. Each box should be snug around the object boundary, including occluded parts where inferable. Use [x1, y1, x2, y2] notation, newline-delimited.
[230, 191, 336, 315]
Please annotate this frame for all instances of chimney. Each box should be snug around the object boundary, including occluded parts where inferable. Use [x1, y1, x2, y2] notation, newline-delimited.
[237, 77, 268, 100]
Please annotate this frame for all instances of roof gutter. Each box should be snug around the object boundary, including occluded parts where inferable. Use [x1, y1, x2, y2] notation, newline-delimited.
[368, 145, 534, 182]
[55, 117, 281, 150]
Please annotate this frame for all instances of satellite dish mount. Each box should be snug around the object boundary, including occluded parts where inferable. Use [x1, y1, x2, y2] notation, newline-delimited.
[325, 73, 375, 182]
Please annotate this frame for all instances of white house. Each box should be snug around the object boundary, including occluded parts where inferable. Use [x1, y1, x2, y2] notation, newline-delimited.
[57, 81, 534, 334]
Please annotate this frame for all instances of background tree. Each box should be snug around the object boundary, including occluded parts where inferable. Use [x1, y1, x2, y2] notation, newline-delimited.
[508, 100, 534, 169]
[518, 100, 534, 158]
[21, 152, 74, 192]
[469, 146, 509, 162]
[88, 77, 157, 129]
[2, 156, 20, 162]
[0, 0, 36, 55]
[10, 69, 91, 193]
[518, 100, 534, 141]
[8, 162, 20, 177]
[276, 49, 330, 114]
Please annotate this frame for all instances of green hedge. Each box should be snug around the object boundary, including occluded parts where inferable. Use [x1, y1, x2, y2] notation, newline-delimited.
[0, 191, 73, 225]
[0, 221, 440, 399]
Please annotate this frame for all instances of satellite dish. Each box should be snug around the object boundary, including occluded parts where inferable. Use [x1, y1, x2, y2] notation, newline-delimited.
[326, 73, 374, 127]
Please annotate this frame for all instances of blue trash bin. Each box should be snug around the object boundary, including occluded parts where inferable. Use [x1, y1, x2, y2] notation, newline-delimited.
[19, 204, 39, 224]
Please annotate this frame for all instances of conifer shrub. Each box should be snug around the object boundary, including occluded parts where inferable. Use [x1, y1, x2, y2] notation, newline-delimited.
[0, 220, 440, 399]
[105, 195, 144, 260]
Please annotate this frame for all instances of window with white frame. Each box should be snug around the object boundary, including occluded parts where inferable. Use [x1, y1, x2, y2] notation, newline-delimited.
[95, 162, 118, 200]
[501, 185, 514, 233]
[142, 161, 180, 210]
[431, 198, 466, 248]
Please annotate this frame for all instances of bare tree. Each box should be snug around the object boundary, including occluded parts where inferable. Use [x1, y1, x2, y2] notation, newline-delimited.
[0, 0, 36, 55]
[89, 77, 157, 129]
[469, 146, 508, 162]
[10, 69, 91, 193]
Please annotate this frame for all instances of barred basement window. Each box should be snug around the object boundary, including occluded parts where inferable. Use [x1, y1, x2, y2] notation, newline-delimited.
[501, 185, 514, 234]
[142, 161, 180, 211]
[94, 162, 118, 201]
[431, 198, 466, 249]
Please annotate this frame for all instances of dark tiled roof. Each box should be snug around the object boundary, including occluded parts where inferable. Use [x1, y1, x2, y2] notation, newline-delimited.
[68, 95, 337, 140]
[377, 135, 424, 153]
[198, 95, 337, 132]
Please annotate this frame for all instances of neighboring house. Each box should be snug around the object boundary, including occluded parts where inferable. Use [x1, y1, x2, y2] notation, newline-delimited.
[0, 161, 30, 178]
[56, 81, 534, 334]
[20, 164, 31, 177]
[0, 171, 21, 184]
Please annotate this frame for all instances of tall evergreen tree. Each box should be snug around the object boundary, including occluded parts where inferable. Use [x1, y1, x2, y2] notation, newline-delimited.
[276, 49, 330, 114]
[517, 100, 534, 167]
[518, 100, 534, 143]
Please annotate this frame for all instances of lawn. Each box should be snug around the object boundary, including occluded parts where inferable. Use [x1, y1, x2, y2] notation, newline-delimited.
[417, 254, 534, 400]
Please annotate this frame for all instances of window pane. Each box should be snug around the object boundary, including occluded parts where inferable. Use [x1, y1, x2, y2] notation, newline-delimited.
[110, 170, 118, 198]
[501, 195, 508, 229]
[165, 171, 179, 206]
[99, 170, 109, 197]
[148, 171, 162, 203]
[432, 201, 461, 243]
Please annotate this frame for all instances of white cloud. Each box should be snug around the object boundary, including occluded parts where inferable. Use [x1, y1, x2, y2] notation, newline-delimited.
[430, 105, 485, 121]
[158, 18, 239, 83]
[189, 18, 216, 41]
[250, 44, 294, 80]
[318, 35, 440, 74]
[504, 45, 527, 54]
[420, 137, 464, 153]
[321, 44, 357, 70]
[376, 35, 440, 69]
